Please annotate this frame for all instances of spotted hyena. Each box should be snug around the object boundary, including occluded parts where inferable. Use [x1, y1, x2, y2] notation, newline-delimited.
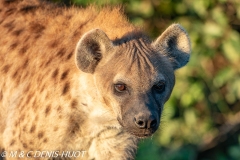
[0, 0, 191, 159]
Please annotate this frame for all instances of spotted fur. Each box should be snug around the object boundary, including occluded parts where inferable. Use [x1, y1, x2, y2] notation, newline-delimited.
[0, 0, 191, 159]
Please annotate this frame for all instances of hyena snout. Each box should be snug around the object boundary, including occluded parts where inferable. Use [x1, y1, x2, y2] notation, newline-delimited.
[134, 114, 158, 129]
[134, 112, 158, 130]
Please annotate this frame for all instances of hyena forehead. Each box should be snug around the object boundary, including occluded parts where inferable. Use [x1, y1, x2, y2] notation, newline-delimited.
[112, 39, 172, 82]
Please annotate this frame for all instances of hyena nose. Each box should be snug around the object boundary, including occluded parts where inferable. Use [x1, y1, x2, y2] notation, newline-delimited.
[134, 115, 157, 129]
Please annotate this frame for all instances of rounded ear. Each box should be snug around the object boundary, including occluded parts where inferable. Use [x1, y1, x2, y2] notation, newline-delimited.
[152, 24, 191, 70]
[75, 29, 113, 73]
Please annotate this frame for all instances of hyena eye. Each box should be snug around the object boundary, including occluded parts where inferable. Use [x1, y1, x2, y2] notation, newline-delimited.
[153, 81, 165, 93]
[114, 83, 127, 92]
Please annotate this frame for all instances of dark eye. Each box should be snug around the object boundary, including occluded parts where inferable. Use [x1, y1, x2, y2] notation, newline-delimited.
[153, 81, 165, 93]
[114, 84, 127, 92]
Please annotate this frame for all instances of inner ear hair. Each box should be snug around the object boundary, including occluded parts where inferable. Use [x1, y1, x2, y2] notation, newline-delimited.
[153, 24, 191, 70]
[90, 42, 102, 61]
[75, 29, 113, 73]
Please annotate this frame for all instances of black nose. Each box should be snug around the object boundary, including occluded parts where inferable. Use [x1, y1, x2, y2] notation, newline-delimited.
[134, 115, 157, 129]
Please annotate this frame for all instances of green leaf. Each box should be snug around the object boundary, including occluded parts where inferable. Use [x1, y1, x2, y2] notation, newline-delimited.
[213, 67, 236, 88]
[222, 31, 240, 64]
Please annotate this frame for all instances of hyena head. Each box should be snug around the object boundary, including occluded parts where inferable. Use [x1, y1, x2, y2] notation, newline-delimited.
[75, 24, 191, 138]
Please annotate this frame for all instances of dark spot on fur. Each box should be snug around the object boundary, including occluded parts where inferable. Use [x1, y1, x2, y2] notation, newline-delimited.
[0, 19, 4, 25]
[35, 115, 39, 121]
[20, 114, 25, 121]
[45, 58, 52, 66]
[45, 105, 51, 116]
[52, 69, 59, 79]
[23, 125, 27, 132]
[66, 52, 73, 60]
[27, 94, 32, 103]
[22, 143, 28, 148]
[66, 15, 73, 20]
[38, 131, 44, 139]
[71, 99, 78, 109]
[12, 130, 16, 135]
[23, 35, 30, 43]
[32, 99, 36, 108]
[45, 93, 49, 99]
[10, 140, 15, 146]
[57, 106, 62, 112]
[15, 121, 18, 127]
[5, 8, 15, 16]
[22, 59, 29, 69]
[10, 42, 18, 50]
[2, 65, 10, 73]
[43, 138, 48, 143]
[34, 34, 41, 39]
[16, 76, 20, 84]
[57, 48, 66, 57]
[69, 116, 80, 135]
[24, 84, 30, 92]
[3, 20, 15, 31]
[40, 84, 45, 93]
[19, 45, 28, 56]
[4, 0, 17, 5]
[49, 40, 59, 48]
[72, 29, 81, 38]
[61, 70, 69, 80]
[29, 22, 45, 33]
[12, 70, 18, 79]
[22, 71, 29, 80]
[19, 5, 38, 13]
[0, 91, 2, 101]
[54, 126, 58, 132]
[30, 125, 36, 133]
[62, 82, 70, 95]
[12, 29, 24, 36]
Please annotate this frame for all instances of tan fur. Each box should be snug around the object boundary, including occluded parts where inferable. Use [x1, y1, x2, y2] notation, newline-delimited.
[0, 0, 191, 159]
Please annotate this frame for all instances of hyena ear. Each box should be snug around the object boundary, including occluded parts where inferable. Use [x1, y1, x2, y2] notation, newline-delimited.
[75, 29, 113, 73]
[152, 24, 191, 70]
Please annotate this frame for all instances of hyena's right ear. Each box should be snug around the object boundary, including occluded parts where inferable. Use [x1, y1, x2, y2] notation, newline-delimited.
[75, 29, 113, 73]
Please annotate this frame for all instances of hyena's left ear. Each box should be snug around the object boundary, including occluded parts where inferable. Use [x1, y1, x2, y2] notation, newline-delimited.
[152, 24, 191, 70]
[75, 29, 113, 73]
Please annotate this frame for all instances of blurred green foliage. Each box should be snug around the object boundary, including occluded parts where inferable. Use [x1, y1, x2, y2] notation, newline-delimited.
[55, 0, 240, 159]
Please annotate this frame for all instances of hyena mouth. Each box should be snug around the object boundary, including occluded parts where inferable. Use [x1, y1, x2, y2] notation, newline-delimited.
[129, 132, 154, 139]
[117, 117, 156, 138]
[127, 129, 156, 139]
